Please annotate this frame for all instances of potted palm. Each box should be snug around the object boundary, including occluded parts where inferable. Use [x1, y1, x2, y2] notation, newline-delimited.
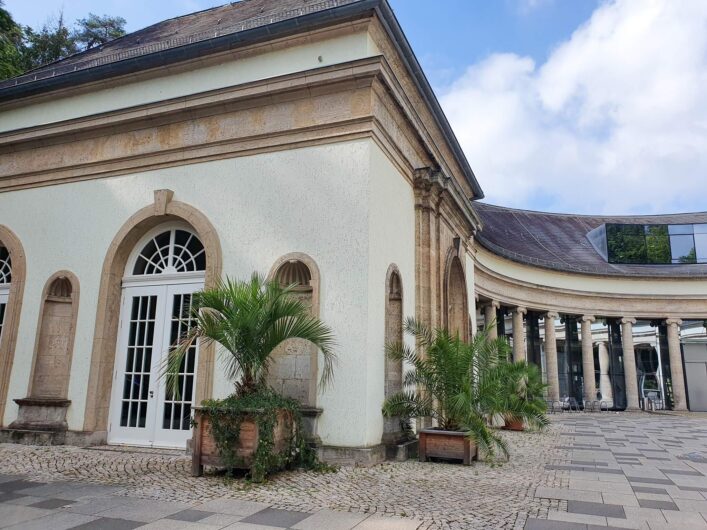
[166, 274, 336, 482]
[382, 319, 548, 464]
[499, 362, 548, 432]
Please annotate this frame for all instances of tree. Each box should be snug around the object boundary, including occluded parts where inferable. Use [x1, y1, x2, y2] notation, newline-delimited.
[22, 13, 77, 70]
[73, 13, 126, 51]
[382, 319, 548, 460]
[0, 0, 24, 79]
[166, 274, 337, 398]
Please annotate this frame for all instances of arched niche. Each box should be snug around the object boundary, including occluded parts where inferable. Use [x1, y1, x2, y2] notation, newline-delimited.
[0, 226, 26, 425]
[28, 272, 80, 399]
[83, 191, 222, 436]
[10, 272, 79, 434]
[383, 264, 404, 443]
[445, 252, 469, 341]
[266, 253, 320, 408]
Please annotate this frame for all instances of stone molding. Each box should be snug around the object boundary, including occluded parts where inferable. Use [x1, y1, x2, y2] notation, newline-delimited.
[546, 311, 559, 320]
[581, 315, 596, 323]
[665, 318, 683, 327]
[475, 258, 707, 319]
[514, 306, 528, 316]
[83, 197, 222, 433]
[0, 225, 26, 425]
[620, 317, 637, 325]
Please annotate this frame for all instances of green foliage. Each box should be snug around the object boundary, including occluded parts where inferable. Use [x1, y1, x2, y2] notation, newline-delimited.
[606, 224, 647, 264]
[166, 274, 337, 481]
[199, 389, 329, 483]
[166, 273, 336, 398]
[73, 13, 126, 51]
[382, 319, 549, 461]
[22, 14, 77, 71]
[0, 3, 126, 80]
[645, 225, 670, 264]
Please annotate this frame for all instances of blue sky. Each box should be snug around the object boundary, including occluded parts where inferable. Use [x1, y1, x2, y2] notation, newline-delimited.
[5, 0, 706, 215]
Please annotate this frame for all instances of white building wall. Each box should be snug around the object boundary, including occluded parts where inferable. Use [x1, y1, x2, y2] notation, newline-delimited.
[0, 30, 379, 132]
[0, 139, 391, 449]
[363, 145, 415, 447]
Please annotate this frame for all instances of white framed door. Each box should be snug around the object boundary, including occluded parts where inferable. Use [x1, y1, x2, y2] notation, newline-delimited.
[0, 287, 8, 342]
[108, 282, 202, 448]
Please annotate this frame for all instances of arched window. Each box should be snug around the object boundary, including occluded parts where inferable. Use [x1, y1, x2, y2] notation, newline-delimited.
[445, 255, 469, 341]
[131, 228, 205, 276]
[0, 246, 11, 340]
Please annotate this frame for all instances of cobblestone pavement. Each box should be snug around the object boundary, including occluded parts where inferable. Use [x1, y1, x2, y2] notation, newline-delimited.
[0, 424, 569, 530]
[528, 412, 707, 529]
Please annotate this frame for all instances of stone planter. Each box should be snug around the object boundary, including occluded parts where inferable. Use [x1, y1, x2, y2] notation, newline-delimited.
[418, 428, 476, 465]
[503, 418, 525, 431]
[191, 407, 294, 477]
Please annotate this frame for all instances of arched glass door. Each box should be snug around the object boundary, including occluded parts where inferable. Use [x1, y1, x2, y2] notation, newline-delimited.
[0, 246, 11, 342]
[108, 225, 205, 448]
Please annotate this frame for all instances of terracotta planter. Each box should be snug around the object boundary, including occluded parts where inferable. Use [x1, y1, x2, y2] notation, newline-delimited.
[418, 428, 476, 465]
[191, 407, 294, 477]
[503, 418, 525, 431]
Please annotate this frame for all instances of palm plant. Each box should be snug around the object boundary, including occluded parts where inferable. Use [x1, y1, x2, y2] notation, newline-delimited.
[382, 318, 548, 460]
[165, 273, 336, 398]
[494, 361, 549, 430]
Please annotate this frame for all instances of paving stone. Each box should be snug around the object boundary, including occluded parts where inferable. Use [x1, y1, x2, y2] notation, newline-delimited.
[29, 497, 76, 509]
[3, 511, 98, 530]
[524, 519, 586, 530]
[535, 486, 603, 502]
[71, 518, 144, 530]
[567, 500, 626, 518]
[349, 515, 422, 529]
[291, 509, 369, 529]
[602, 493, 639, 507]
[661, 509, 707, 528]
[0, 504, 51, 528]
[197, 500, 270, 517]
[240, 507, 310, 528]
[636, 499, 678, 511]
[547, 509, 608, 525]
[167, 509, 215, 522]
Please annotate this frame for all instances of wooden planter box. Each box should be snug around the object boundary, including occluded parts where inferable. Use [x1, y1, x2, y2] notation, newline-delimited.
[191, 407, 294, 477]
[418, 428, 476, 465]
[503, 418, 525, 431]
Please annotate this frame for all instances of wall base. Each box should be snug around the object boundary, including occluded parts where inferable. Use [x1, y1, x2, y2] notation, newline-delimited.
[317, 444, 386, 465]
[385, 438, 418, 461]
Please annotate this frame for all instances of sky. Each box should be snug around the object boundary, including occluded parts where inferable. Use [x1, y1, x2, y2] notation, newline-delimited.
[4, 0, 706, 215]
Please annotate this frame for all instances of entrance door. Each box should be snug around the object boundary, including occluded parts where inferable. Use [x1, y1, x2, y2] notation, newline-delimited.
[0, 288, 8, 342]
[108, 282, 201, 448]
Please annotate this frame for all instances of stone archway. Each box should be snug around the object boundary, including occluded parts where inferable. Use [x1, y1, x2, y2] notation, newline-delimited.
[383, 264, 404, 443]
[0, 225, 26, 425]
[445, 253, 469, 341]
[83, 191, 222, 437]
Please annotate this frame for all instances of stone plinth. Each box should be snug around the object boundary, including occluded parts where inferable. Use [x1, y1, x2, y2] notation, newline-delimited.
[10, 397, 71, 431]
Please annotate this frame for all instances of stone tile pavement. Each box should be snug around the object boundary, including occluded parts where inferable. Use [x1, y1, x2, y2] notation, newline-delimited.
[0, 426, 568, 530]
[528, 412, 707, 529]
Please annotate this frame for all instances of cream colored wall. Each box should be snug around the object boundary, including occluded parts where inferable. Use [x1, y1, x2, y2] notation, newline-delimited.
[0, 140, 381, 448]
[363, 144, 415, 447]
[466, 251, 477, 332]
[476, 246, 707, 296]
[0, 30, 379, 133]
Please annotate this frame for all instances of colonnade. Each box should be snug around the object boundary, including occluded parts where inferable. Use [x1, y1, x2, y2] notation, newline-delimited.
[480, 301, 688, 411]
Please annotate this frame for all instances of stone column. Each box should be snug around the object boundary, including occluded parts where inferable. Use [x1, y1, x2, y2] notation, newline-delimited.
[597, 342, 613, 407]
[621, 317, 640, 410]
[544, 312, 560, 401]
[484, 300, 501, 340]
[512, 307, 527, 363]
[666, 318, 687, 411]
[581, 315, 597, 403]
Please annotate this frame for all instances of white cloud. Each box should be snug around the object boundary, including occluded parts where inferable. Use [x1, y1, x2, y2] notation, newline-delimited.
[441, 0, 707, 214]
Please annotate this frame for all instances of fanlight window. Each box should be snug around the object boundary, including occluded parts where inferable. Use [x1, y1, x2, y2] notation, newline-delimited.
[0, 247, 11, 284]
[132, 229, 205, 276]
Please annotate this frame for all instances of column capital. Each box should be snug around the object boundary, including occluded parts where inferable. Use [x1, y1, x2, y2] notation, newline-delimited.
[514, 306, 527, 316]
[665, 318, 683, 327]
[545, 311, 559, 320]
[621, 317, 637, 325]
[581, 315, 596, 323]
[488, 300, 501, 310]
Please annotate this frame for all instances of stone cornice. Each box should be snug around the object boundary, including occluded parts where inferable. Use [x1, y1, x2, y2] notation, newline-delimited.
[474, 257, 707, 319]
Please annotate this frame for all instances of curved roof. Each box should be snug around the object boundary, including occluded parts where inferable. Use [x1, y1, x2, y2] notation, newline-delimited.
[474, 203, 707, 278]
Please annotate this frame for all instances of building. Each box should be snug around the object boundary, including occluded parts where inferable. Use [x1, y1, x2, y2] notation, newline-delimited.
[0, 0, 705, 462]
